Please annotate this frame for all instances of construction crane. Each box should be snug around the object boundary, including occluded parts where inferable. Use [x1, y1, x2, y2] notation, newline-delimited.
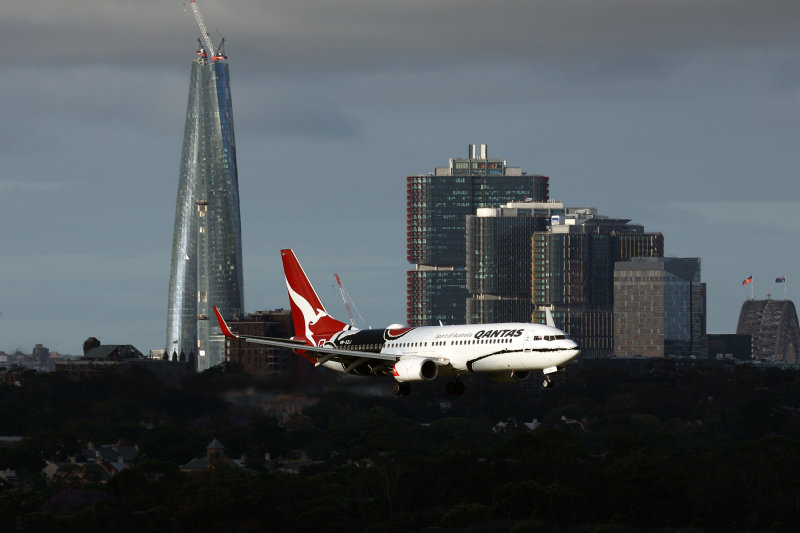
[334, 273, 368, 329]
[188, 0, 225, 61]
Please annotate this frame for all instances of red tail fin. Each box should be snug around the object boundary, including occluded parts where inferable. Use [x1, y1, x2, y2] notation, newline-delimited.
[281, 249, 349, 346]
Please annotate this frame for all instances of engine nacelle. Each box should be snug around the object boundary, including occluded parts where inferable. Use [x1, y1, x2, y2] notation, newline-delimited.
[487, 370, 530, 383]
[392, 358, 438, 382]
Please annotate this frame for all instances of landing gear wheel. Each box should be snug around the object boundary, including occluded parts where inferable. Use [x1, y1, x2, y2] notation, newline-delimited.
[446, 381, 465, 396]
[542, 376, 553, 389]
[392, 382, 411, 396]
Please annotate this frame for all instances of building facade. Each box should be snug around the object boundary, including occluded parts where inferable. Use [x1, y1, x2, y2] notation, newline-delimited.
[406, 144, 549, 326]
[166, 50, 244, 371]
[531, 209, 664, 358]
[613, 257, 706, 358]
[703, 334, 752, 361]
[466, 201, 564, 324]
[223, 310, 295, 379]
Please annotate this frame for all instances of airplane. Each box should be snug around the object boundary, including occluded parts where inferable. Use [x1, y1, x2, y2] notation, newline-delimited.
[213, 249, 580, 396]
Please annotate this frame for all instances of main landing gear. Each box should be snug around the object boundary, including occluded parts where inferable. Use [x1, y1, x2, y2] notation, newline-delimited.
[446, 380, 464, 396]
[542, 375, 554, 389]
[392, 382, 411, 396]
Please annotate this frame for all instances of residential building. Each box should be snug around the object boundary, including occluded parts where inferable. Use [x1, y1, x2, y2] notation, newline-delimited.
[55, 345, 190, 386]
[224, 310, 294, 378]
[223, 309, 334, 388]
[181, 439, 248, 474]
[32, 344, 50, 366]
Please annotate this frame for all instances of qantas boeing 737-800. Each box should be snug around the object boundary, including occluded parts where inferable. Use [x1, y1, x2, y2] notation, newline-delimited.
[213, 249, 580, 396]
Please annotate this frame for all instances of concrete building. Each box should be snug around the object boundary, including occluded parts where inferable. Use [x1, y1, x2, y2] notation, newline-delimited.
[614, 257, 706, 358]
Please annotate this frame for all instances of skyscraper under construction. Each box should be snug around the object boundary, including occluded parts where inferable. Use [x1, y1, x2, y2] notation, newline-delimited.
[166, 4, 244, 370]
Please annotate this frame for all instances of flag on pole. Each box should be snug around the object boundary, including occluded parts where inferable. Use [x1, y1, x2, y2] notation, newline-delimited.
[742, 276, 753, 286]
[776, 276, 786, 283]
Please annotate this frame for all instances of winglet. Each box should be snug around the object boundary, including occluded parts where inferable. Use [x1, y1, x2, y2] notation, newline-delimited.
[213, 306, 237, 338]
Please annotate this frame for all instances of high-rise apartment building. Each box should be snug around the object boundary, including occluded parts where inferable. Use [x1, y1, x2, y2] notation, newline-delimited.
[614, 257, 706, 357]
[531, 209, 664, 358]
[466, 201, 564, 324]
[166, 45, 244, 371]
[406, 144, 549, 326]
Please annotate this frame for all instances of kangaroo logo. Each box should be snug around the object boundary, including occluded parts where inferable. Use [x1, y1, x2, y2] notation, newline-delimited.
[286, 280, 329, 345]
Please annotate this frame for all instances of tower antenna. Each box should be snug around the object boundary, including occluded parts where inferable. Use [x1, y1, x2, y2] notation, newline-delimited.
[189, 0, 225, 61]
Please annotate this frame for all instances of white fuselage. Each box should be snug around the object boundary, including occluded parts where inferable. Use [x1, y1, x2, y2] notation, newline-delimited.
[320, 322, 580, 377]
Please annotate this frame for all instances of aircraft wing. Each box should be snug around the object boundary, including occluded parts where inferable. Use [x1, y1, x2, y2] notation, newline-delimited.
[212, 306, 400, 364]
[224, 331, 401, 362]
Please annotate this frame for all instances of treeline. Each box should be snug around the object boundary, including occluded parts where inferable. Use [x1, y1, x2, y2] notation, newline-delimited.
[2, 361, 800, 531]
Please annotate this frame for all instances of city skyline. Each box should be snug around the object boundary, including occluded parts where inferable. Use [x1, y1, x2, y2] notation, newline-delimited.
[1, 1, 798, 354]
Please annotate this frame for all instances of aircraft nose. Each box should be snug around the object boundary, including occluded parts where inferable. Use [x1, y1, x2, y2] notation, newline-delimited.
[566, 341, 580, 360]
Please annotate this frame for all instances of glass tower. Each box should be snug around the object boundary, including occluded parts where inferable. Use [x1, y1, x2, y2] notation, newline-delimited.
[166, 51, 244, 371]
[406, 144, 549, 326]
[531, 211, 664, 358]
[466, 201, 564, 324]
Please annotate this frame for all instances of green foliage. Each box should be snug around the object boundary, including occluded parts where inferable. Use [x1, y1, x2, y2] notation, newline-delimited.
[107, 459, 185, 510]
[441, 502, 489, 528]
[3, 362, 800, 530]
[0, 486, 47, 529]
[137, 424, 208, 464]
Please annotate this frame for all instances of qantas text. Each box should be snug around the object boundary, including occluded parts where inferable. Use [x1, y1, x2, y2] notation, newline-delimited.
[474, 329, 524, 339]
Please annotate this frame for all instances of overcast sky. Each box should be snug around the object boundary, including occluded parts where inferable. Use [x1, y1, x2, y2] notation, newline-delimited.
[1, 1, 799, 355]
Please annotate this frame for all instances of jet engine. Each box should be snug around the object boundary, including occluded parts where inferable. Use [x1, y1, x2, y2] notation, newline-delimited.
[392, 358, 438, 382]
[487, 370, 530, 383]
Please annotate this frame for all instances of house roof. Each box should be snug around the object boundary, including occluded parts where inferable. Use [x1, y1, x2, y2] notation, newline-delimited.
[83, 345, 143, 360]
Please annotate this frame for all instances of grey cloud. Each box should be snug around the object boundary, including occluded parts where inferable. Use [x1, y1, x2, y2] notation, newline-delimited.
[668, 202, 800, 232]
[265, 103, 361, 139]
[6, 1, 800, 75]
[233, 80, 362, 139]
